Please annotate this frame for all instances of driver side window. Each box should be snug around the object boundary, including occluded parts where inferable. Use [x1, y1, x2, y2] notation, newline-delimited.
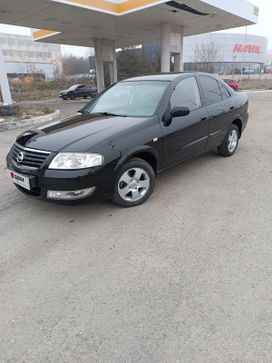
[170, 77, 201, 111]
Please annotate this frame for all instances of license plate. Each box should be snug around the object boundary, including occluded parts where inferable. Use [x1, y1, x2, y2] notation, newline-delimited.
[5, 168, 31, 190]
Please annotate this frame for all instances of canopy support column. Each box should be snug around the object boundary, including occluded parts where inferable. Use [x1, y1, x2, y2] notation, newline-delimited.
[160, 23, 171, 73]
[109, 41, 118, 85]
[94, 38, 105, 93]
[0, 48, 12, 105]
[173, 27, 184, 72]
[179, 27, 184, 72]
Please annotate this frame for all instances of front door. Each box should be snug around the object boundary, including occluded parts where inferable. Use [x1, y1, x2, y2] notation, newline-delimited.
[162, 76, 209, 168]
[76, 85, 85, 97]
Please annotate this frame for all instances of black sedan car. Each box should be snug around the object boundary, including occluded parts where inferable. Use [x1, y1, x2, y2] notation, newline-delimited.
[6, 73, 249, 207]
[59, 84, 97, 100]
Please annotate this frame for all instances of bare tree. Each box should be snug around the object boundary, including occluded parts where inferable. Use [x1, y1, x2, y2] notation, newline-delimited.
[26, 64, 45, 80]
[61, 55, 90, 76]
[192, 41, 222, 73]
[52, 54, 63, 79]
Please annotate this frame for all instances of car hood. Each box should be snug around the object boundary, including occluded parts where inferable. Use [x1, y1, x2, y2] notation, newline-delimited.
[22, 113, 146, 153]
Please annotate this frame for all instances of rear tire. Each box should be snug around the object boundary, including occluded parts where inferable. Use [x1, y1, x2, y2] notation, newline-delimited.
[218, 124, 240, 157]
[112, 158, 155, 207]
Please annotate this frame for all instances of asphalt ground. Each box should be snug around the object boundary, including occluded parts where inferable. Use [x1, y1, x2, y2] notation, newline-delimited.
[0, 92, 271, 362]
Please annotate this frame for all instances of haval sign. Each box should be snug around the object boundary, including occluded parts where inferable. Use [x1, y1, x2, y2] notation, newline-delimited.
[233, 44, 262, 54]
[183, 34, 267, 64]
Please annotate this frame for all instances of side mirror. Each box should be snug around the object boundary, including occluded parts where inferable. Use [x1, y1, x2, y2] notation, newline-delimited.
[163, 105, 190, 126]
[171, 106, 190, 118]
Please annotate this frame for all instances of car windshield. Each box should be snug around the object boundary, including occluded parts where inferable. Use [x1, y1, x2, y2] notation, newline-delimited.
[83, 81, 170, 117]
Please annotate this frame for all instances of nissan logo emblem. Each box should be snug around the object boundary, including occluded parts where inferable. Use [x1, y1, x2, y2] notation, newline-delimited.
[16, 151, 25, 163]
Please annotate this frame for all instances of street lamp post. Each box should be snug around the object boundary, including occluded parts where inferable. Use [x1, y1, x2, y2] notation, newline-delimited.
[232, 56, 237, 78]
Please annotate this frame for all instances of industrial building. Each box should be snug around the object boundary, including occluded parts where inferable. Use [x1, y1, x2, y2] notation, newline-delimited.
[0, 33, 61, 79]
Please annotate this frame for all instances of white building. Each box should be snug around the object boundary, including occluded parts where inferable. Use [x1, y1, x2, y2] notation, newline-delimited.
[0, 33, 61, 79]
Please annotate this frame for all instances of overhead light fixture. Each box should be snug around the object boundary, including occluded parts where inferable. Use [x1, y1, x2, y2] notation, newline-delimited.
[166, 2, 209, 16]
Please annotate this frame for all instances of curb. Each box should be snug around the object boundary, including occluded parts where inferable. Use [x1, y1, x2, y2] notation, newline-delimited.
[0, 110, 60, 132]
[243, 89, 272, 94]
[0, 104, 19, 116]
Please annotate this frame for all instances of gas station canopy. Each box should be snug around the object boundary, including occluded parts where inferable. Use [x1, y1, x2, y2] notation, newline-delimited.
[0, 0, 258, 48]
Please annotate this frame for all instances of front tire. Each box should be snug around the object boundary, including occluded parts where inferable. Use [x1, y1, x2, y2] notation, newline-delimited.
[112, 158, 155, 207]
[218, 124, 240, 157]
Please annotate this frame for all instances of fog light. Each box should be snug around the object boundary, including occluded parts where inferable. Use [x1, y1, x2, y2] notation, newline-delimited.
[47, 187, 96, 200]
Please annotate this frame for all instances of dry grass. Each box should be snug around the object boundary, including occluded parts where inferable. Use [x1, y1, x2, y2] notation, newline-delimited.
[17, 105, 54, 119]
[12, 89, 58, 102]
[10, 77, 95, 102]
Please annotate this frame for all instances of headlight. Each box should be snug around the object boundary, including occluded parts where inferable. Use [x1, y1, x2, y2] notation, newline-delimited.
[49, 153, 103, 170]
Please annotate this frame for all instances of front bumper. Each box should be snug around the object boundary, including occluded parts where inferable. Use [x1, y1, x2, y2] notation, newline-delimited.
[6, 153, 114, 203]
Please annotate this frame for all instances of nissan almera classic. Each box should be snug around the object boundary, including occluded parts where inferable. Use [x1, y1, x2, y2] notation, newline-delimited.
[5, 73, 249, 207]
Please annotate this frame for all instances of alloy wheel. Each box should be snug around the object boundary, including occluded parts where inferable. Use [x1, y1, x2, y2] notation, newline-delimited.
[228, 129, 238, 153]
[118, 167, 150, 202]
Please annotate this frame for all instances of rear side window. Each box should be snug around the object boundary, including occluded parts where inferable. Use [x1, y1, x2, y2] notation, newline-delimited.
[219, 82, 231, 100]
[198, 76, 222, 105]
[170, 77, 201, 111]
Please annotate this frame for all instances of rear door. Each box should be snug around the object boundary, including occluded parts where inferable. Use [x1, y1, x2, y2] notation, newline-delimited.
[162, 76, 209, 168]
[197, 76, 235, 148]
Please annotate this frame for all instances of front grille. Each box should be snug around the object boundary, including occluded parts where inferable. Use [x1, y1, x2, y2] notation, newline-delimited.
[11, 142, 51, 169]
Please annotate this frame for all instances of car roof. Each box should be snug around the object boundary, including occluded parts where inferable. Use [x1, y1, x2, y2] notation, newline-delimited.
[123, 72, 219, 82]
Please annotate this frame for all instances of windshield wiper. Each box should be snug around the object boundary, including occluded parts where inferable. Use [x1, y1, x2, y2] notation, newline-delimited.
[92, 112, 127, 117]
